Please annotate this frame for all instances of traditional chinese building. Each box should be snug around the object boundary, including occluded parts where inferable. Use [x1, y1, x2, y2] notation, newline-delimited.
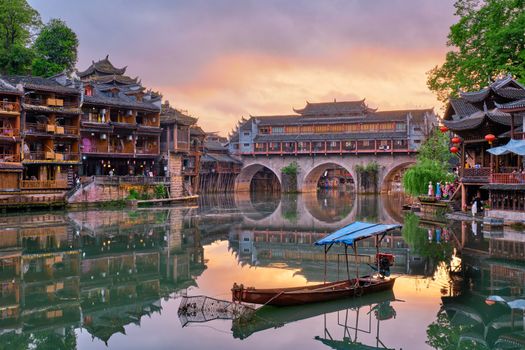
[229, 100, 436, 156]
[1, 75, 82, 190]
[199, 137, 242, 193]
[0, 79, 23, 192]
[160, 102, 202, 196]
[443, 76, 525, 220]
[77, 56, 162, 176]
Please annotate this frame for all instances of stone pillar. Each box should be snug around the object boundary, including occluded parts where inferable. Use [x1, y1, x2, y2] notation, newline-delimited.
[169, 152, 184, 198]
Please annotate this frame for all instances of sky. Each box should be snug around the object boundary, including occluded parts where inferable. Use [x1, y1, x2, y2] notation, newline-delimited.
[30, 0, 457, 135]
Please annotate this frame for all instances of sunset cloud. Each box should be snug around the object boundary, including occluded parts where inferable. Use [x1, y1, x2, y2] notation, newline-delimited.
[30, 0, 456, 134]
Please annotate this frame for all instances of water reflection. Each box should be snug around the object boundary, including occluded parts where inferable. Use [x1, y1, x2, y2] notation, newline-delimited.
[0, 193, 523, 349]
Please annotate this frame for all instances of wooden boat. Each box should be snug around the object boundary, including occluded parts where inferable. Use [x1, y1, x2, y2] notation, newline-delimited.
[232, 221, 401, 306]
[232, 277, 395, 306]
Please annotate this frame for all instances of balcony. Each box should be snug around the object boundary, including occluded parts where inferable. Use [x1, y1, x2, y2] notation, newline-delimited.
[108, 144, 134, 154]
[491, 172, 525, 184]
[0, 101, 20, 114]
[462, 167, 491, 183]
[136, 146, 159, 155]
[248, 140, 413, 155]
[24, 97, 78, 108]
[20, 179, 69, 190]
[25, 123, 78, 136]
[24, 152, 80, 162]
[0, 127, 19, 138]
[0, 153, 20, 162]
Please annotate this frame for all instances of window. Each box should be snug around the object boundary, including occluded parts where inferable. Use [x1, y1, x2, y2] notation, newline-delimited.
[260, 128, 269, 134]
[272, 127, 284, 134]
[243, 132, 250, 136]
[413, 127, 422, 132]
[414, 140, 421, 144]
[243, 143, 249, 147]
[396, 123, 406, 131]
[363, 140, 370, 146]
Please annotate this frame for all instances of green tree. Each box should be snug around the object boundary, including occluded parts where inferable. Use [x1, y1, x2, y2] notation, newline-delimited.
[0, 0, 41, 74]
[32, 19, 78, 77]
[427, 0, 525, 103]
[402, 131, 455, 196]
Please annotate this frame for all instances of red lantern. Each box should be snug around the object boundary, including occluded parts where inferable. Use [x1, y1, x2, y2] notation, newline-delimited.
[484, 134, 496, 144]
[440, 126, 449, 133]
[450, 146, 459, 153]
[451, 136, 461, 144]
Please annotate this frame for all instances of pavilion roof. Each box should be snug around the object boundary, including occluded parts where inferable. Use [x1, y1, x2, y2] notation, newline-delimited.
[77, 55, 127, 78]
[443, 110, 523, 132]
[293, 99, 374, 115]
[254, 131, 406, 142]
[90, 74, 139, 85]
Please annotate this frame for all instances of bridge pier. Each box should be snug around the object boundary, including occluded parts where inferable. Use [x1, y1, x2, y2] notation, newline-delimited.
[235, 154, 416, 194]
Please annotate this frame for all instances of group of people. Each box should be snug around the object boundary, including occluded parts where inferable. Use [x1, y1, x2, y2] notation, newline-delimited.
[427, 180, 457, 200]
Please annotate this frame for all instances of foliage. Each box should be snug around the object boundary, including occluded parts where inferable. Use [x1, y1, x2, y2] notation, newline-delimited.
[281, 161, 299, 176]
[355, 162, 379, 192]
[32, 19, 78, 76]
[402, 160, 455, 196]
[417, 131, 454, 166]
[127, 188, 139, 200]
[427, 0, 525, 103]
[402, 213, 454, 264]
[426, 310, 487, 350]
[403, 131, 456, 196]
[0, 0, 41, 75]
[154, 184, 168, 199]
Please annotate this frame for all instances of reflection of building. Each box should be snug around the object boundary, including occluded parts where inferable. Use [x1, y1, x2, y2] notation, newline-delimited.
[0, 209, 206, 345]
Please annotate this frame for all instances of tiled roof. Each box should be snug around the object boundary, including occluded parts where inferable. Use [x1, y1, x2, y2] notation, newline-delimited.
[84, 94, 159, 112]
[77, 55, 127, 78]
[495, 87, 525, 100]
[293, 100, 372, 115]
[1, 75, 80, 95]
[204, 140, 227, 151]
[190, 126, 206, 136]
[496, 99, 525, 112]
[442, 114, 486, 131]
[160, 103, 197, 125]
[0, 78, 21, 95]
[449, 99, 480, 118]
[201, 153, 241, 164]
[91, 74, 138, 85]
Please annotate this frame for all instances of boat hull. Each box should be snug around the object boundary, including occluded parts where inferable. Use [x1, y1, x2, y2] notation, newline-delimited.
[231, 277, 395, 306]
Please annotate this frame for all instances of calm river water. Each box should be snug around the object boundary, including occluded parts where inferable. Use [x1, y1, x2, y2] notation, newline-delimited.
[0, 191, 524, 350]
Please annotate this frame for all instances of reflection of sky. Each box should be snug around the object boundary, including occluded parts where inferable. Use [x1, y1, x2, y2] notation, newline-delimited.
[75, 240, 447, 350]
[31, 0, 456, 134]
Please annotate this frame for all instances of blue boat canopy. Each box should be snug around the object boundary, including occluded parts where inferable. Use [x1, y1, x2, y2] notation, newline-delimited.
[487, 139, 525, 156]
[315, 221, 401, 246]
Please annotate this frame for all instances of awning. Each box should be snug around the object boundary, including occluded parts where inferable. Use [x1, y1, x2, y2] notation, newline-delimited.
[315, 221, 401, 246]
[487, 139, 525, 156]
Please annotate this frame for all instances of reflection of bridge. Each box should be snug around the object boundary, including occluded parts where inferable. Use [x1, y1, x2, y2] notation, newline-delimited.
[235, 154, 416, 193]
[234, 192, 407, 232]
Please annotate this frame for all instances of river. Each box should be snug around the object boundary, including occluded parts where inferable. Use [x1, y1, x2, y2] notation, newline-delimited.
[0, 191, 523, 349]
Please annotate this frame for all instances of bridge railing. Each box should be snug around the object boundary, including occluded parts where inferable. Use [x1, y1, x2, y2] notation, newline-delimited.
[246, 140, 415, 156]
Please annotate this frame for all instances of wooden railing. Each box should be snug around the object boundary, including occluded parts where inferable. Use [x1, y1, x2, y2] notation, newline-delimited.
[24, 97, 78, 108]
[20, 180, 68, 189]
[136, 146, 159, 155]
[24, 152, 79, 161]
[462, 167, 491, 182]
[0, 153, 20, 162]
[0, 101, 20, 113]
[0, 127, 19, 137]
[108, 145, 134, 154]
[491, 172, 525, 184]
[247, 140, 414, 155]
[25, 123, 78, 135]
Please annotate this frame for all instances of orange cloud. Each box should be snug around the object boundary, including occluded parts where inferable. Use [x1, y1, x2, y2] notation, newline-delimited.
[155, 47, 446, 135]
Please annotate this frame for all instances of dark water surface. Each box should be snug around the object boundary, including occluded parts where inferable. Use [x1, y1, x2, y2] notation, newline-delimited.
[0, 191, 524, 349]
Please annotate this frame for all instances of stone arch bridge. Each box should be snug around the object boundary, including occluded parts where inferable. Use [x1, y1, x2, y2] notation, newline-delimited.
[235, 154, 416, 193]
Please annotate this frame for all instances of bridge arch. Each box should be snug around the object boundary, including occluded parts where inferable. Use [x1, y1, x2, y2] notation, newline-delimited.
[381, 161, 415, 193]
[235, 163, 282, 193]
[301, 161, 356, 193]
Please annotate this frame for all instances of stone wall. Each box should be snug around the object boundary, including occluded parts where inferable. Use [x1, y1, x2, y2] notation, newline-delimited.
[169, 152, 184, 198]
[67, 182, 159, 205]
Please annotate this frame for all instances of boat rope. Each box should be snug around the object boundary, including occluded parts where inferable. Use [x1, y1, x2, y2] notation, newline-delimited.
[261, 290, 286, 307]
